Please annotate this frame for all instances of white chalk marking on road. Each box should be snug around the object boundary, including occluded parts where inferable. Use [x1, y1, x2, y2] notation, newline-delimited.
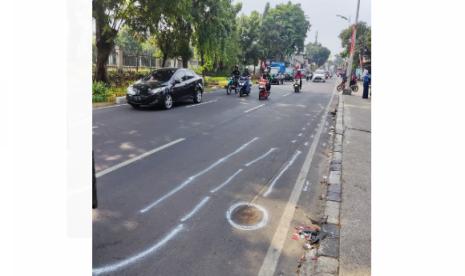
[258, 83, 336, 276]
[92, 224, 184, 275]
[291, 140, 297, 144]
[185, 99, 218, 108]
[263, 150, 302, 197]
[226, 202, 269, 231]
[244, 148, 277, 167]
[239, 102, 249, 105]
[139, 137, 259, 213]
[180, 196, 210, 222]
[297, 133, 303, 137]
[303, 180, 311, 192]
[302, 127, 306, 131]
[94, 104, 128, 110]
[96, 138, 185, 178]
[304, 142, 309, 146]
[244, 104, 265, 113]
[304, 113, 311, 116]
[282, 93, 290, 97]
[310, 134, 314, 138]
[210, 169, 243, 193]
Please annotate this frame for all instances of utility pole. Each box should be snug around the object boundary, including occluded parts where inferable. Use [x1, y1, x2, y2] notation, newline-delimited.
[315, 31, 318, 44]
[344, 0, 361, 95]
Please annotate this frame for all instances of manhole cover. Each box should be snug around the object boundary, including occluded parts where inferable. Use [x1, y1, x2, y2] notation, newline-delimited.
[226, 202, 268, 231]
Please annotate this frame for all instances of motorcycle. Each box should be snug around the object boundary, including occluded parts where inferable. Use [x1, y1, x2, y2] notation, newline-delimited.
[238, 76, 251, 97]
[258, 78, 270, 100]
[336, 82, 358, 92]
[226, 75, 239, 95]
[293, 78, 302, 93]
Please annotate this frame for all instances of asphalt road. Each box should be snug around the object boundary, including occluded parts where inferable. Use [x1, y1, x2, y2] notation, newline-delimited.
[93, 78, 337, 276]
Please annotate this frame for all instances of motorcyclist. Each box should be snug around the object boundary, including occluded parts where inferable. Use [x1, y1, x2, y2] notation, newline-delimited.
[241, 67, 251, 91]
[261, 70, 271, 92]
[294, 69, 303, 88]
[231, 65, 240, 85]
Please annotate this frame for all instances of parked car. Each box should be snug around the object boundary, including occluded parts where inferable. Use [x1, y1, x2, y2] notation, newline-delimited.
[269, 67, 284, 84]
[312, 69, 326, 82]
[126, 68, 203, 109]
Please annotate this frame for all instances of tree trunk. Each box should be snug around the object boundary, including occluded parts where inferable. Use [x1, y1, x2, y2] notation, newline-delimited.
[162, 54, 168, 67]
[182, 58, 188, 68]
[200, 50, 205, 76]
[93, 0, 117, 83]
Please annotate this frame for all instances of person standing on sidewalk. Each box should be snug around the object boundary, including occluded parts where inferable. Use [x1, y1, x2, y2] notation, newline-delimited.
[363, 70, 371, 99]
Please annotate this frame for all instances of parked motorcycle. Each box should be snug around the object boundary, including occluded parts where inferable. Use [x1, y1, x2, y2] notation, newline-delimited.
[226, 75, 239, 95]
[238, 76, 251, 97]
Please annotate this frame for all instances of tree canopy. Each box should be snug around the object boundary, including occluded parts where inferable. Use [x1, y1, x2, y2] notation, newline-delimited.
[339, 21, 371, 69]
[305, 42, 331, 67]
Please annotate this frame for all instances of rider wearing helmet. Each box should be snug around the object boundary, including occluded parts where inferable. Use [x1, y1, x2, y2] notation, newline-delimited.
[294, 69, 304, 88]
[231, 65, 240, 78]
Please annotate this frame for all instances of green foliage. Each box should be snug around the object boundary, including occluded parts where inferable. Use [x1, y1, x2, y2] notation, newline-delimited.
[115, 25, 143, 55]
[305, 42, 331, 67]
[237, 11, 262, 66]
[339, 22, 371, 68]
[92, 81, 108, 96]
[260, 2, 310, 60]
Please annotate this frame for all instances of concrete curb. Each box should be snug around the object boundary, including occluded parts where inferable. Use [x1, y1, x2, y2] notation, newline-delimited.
[116, 96, 127, 104]
[311, 93, 345, 276]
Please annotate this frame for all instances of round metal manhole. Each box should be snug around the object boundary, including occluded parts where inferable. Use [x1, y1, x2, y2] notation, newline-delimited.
[226, 202, 269, 231]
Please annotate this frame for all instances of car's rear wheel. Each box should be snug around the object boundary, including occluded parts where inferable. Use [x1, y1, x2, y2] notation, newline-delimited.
[163, 94, 173, 110]
[193, 89, 202, 103]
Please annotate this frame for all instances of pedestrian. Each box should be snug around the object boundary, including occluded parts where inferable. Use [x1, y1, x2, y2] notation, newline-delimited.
[363, 70, 371, 99]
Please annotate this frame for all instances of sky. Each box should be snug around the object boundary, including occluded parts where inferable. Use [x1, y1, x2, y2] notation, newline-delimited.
[234, 0, 371, 59]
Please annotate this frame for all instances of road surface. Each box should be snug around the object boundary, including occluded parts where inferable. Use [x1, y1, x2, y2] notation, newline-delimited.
[93, 78, 337, 275]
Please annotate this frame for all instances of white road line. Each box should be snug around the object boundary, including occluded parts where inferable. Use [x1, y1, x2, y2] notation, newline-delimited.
[185, 99, 218, 108]
[282, 93, 290, 97]
[263, 150, 302, 197]
[180, 197, 210, 222]
[244, 148, 277, 167]
[92, 224, 184, 275]
[302, 127, 306, 131]
[94, 104, 128, 110]
[244, 104, 265, 113]
[96, 138, 185, 178]
[258, 83, 336, 276]
[210, 169, 243, 193]
[291, 140, 297, 144]
[304, 142, 309, 146]
[297, 133, 303, 137]
[139, 137, 259, 213]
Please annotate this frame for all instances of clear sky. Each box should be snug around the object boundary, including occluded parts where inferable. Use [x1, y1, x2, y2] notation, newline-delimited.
[234, 0, 371, 59]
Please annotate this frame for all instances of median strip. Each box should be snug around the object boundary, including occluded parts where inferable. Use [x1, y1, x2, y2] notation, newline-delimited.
[96, 138, 186, 178]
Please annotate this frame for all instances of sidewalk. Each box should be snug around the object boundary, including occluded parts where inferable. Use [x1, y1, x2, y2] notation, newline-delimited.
[300, 90, 371, 276]
[339, 93, 371, 276]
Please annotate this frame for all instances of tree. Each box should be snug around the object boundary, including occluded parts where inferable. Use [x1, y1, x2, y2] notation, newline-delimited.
[115, 25, 143, 70]
[191, 0, 242, 74]
[339, 21, 371, 70]
[92, 0, 182, 83]
[305, 42, 331, 67]
[260, 2, 310, 61]
[93, 0, 135, 83]
[237, 11, 262, 71]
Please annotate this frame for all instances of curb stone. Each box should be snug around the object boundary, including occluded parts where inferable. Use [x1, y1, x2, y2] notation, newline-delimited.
[313, 93, 344, 275]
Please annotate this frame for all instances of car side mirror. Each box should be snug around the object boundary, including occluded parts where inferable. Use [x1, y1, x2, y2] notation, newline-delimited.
[173, 79, 181, 85]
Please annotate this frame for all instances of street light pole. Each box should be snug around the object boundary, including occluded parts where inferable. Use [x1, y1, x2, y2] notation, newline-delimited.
[345, 0, 361, 94]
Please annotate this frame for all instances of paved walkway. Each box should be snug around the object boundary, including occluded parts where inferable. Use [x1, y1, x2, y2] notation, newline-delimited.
[339, 92, 371, 276]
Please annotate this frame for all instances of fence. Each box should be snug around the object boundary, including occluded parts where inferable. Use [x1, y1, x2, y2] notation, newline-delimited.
[93, 47, 198, 70]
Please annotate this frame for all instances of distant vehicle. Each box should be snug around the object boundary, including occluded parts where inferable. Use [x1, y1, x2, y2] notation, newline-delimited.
[126, 68, 203, 109]
[269, 67, 284, 84]
[284, 68, 294, 81]
[312, 69, 326, 82]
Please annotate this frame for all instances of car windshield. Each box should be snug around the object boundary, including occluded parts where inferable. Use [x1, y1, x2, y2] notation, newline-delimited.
[144, 69, 176, 82]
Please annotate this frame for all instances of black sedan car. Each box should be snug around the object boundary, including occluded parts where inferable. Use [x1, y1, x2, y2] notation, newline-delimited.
[126, 68, 204, 109]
